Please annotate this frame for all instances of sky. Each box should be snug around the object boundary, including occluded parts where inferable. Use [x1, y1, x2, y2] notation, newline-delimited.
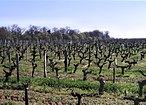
[0, 0, 146, 38]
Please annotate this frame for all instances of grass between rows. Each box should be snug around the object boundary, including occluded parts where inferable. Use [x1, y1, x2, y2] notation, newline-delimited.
[0, 76, 143, 97]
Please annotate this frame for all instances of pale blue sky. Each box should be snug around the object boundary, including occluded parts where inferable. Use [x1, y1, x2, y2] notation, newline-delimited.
[0, 0, 146, 38]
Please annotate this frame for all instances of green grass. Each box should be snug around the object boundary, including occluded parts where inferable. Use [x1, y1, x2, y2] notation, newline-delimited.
[0, 76, 143, 97]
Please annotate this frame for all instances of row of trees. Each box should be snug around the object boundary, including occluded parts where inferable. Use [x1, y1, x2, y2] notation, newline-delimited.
[0, 24, 110, 42]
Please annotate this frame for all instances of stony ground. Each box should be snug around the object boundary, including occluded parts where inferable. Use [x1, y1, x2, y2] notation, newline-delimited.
[1, 89, 146, 105]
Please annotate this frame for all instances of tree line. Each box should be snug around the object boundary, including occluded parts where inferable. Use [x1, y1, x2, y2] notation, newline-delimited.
[0, 24, 110, 42]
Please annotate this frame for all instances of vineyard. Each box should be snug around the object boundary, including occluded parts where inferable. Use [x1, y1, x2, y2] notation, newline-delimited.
[1, 38, 146, 105]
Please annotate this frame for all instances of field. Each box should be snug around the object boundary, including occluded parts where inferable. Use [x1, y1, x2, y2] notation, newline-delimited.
[1, 39, 146, 105]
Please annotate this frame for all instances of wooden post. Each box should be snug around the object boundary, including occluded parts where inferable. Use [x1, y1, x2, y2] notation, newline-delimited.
[16, 52, 19, 82]
[113, 58, 117, 83]
[64, 49, 68, 72]
[138, 80, 144, 97]
[24, 83, 28, 105]
[44, 50, 47, 77]
[113, 67, 115, 83]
